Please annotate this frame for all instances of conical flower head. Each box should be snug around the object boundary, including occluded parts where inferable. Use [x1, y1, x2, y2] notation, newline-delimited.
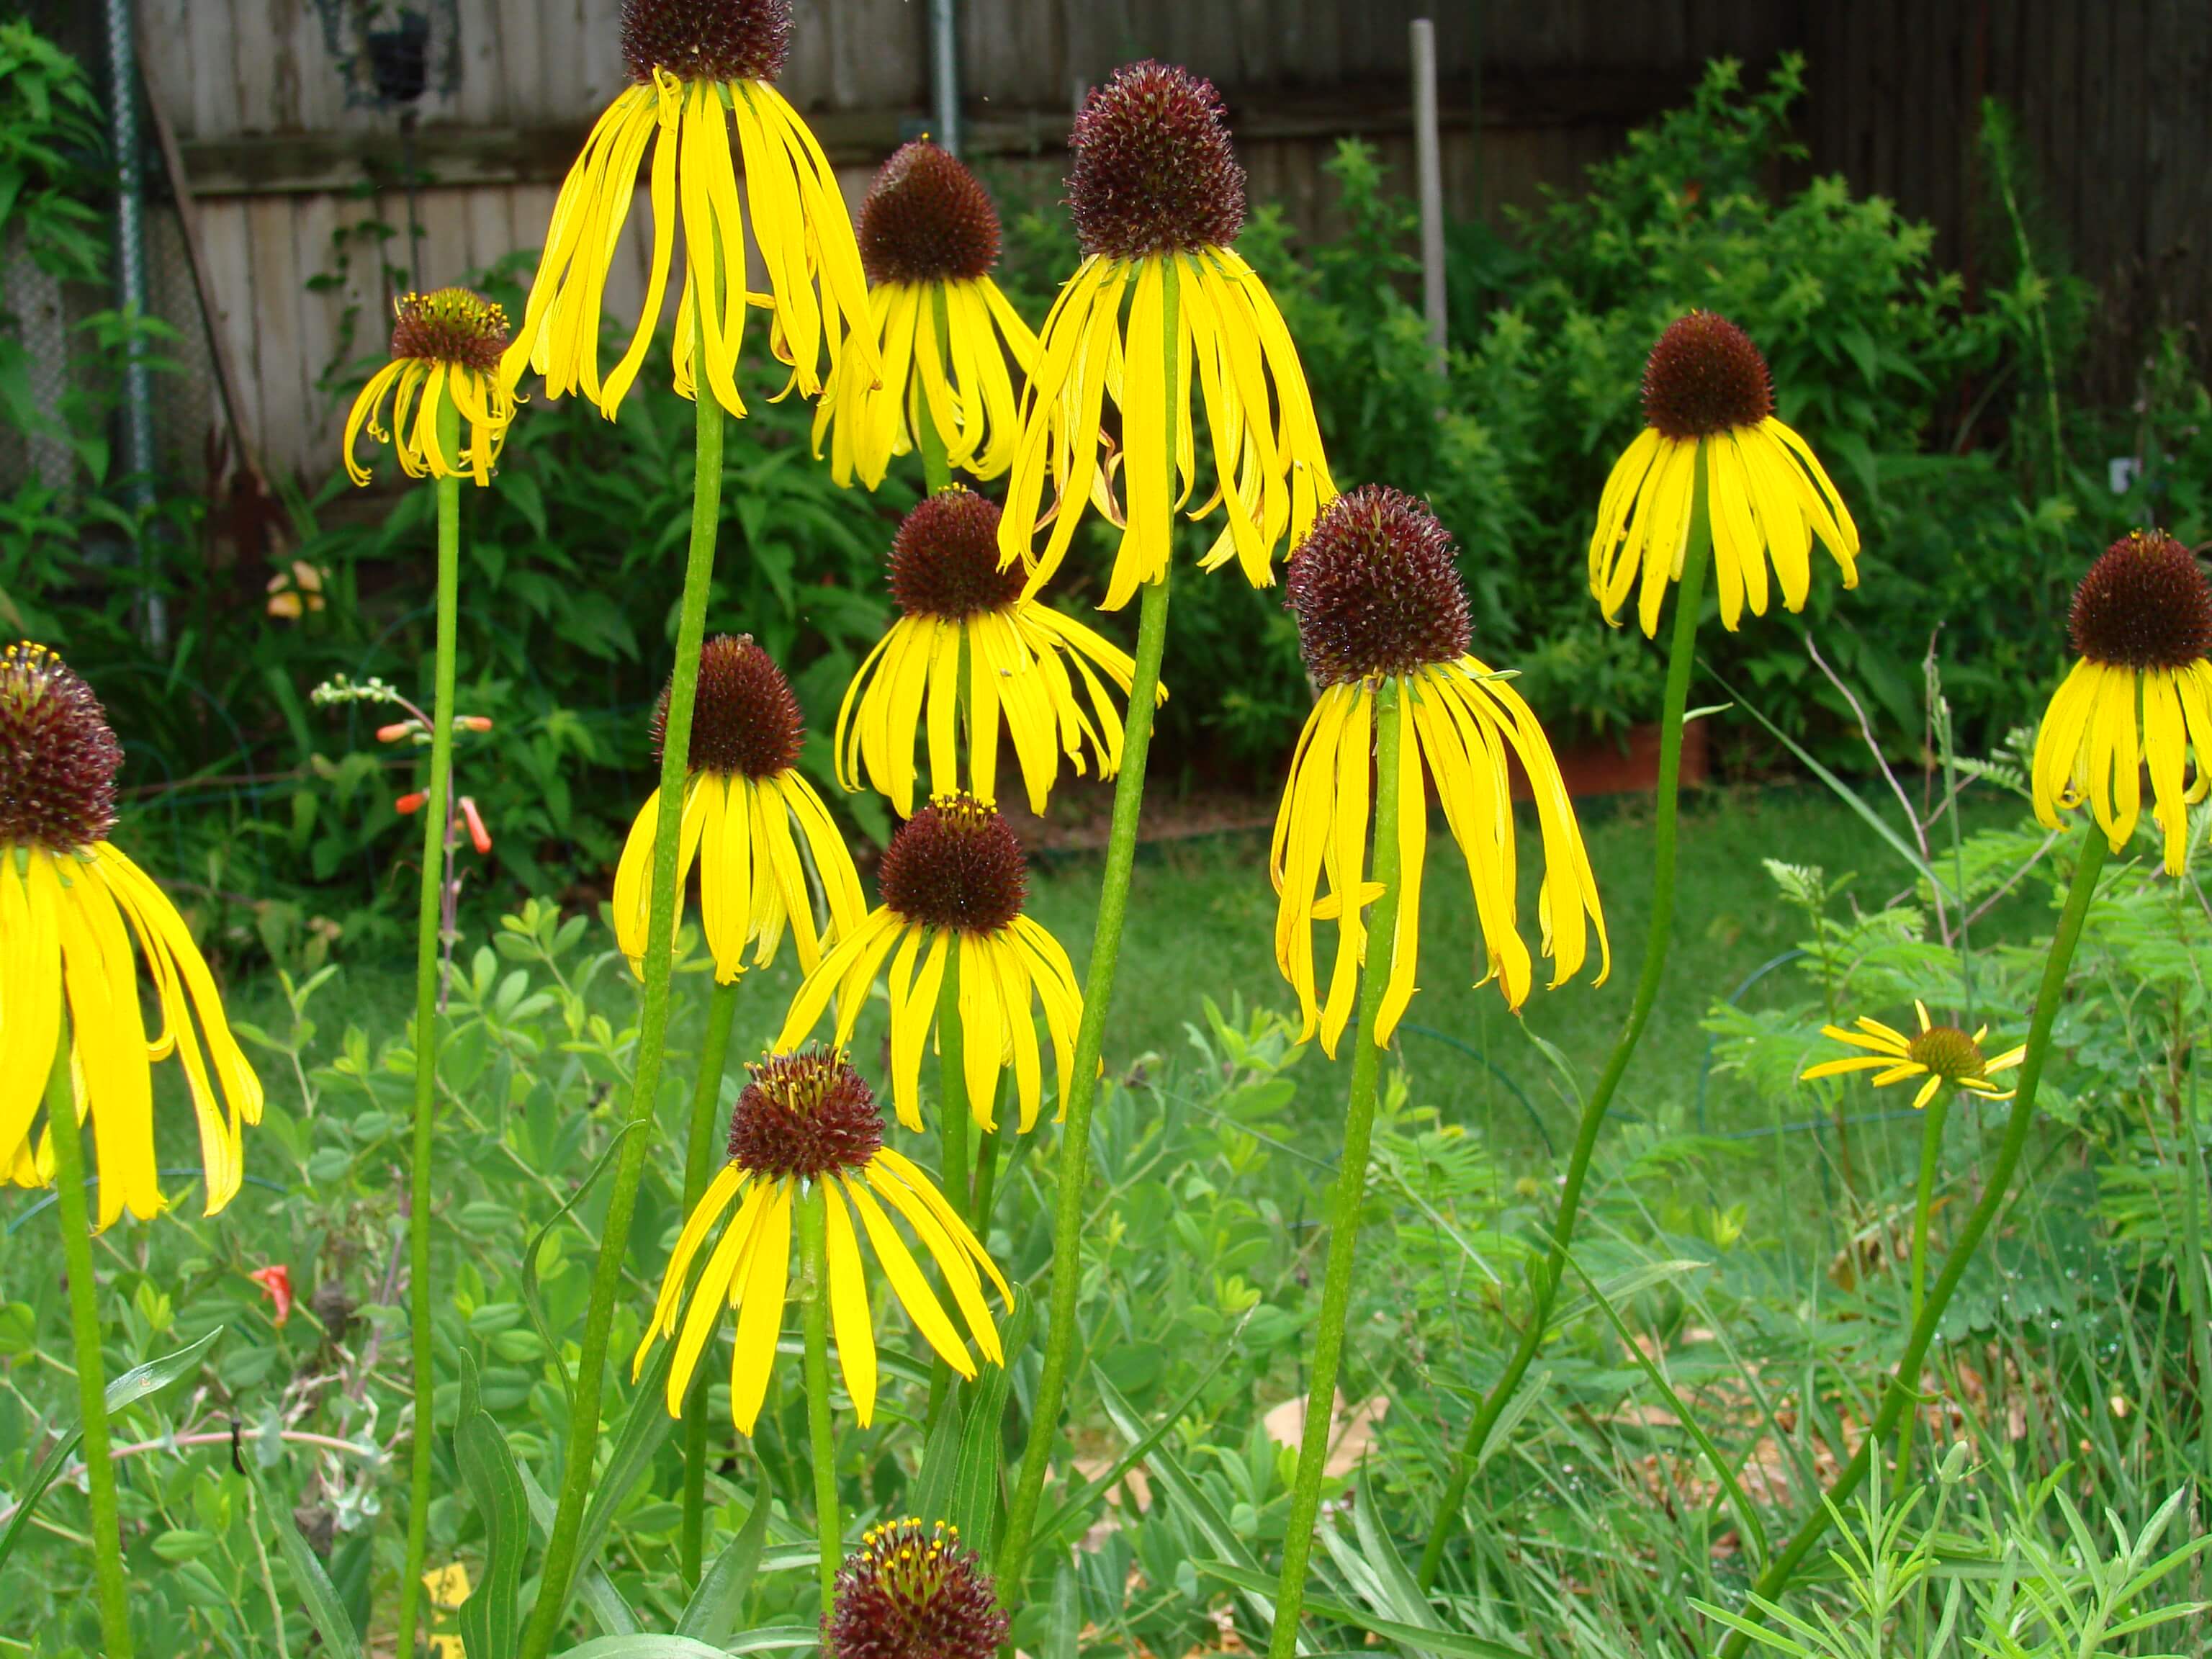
[1285, 486, 1473, 685]
[877, 793, 1027, 935]
[1068, 60, 1246, 258]
[859, 141, 1002, 287]
[1639, 310, 1773, 440]
[653, 634, 806, 780]
[0, 642, 122, 853]
[726, 1046, 884, 1179]
[390, 287, 509, 372]
[619, 0, 792, 84]
[823, 1518, 1010, 1659]
[2068, 530, 2212, 671]
[889, 490, 1027, 621]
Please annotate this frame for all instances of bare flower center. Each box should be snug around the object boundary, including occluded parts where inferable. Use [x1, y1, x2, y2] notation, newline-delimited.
[0, 642, 122, 853]
[822, 1518, 1009, 1659]
[1284, 485, 1473, 685]
[1640, 311, 1774, 441]
[859, 142, 1001, 287]
[652, 635, 804, 780]
[876, 793, 1026, 935]
[390, 287, 509, 374]
[619, 0, 791, 84]
[725, 1047, 883, 1179]
[1906, 1025, 1987, 1082]
[2067, 529, 2212, 672]
[888, 491, 1025, 620]
[1067, 60, 1246, 260]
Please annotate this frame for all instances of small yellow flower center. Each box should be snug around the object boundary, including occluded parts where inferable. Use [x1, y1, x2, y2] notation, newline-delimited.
[389, 287, 510, 374]
[1905, 1024, 1985, 1082]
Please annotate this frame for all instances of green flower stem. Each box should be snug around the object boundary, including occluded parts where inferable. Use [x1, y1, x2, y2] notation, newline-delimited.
[926, 950, 971, 1431]
[519, 382, 726, 1659]
[679, 978, 742, 1591]
[1417, 458, 1713, 1589]
[999, 261, 1180, 1596]
[396, 420, 462, 1659]
[969, 1107, 1005, 1238]
[919, 288, 953, 493]
[1894, 1089, 1951, 1479]
[1716, 827, 2108, 1659]
[998, 533, 1174, 1599]
[48, 1037, 133, 1659]
[1268, 680, 1405, 1659]
[800, 1184, 841, 1611]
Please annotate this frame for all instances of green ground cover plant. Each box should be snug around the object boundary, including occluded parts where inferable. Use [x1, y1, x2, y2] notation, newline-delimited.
[4, 15, 2211, 1659]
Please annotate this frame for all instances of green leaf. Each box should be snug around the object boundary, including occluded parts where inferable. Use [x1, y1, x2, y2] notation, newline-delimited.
[243, 1460, 366, 1659]
[0, 1326, 224, 1572]
[948, 1282, 1032, 1550]
[549, 1640, 731, 1659]
[1194, 1560, 1532, 1659]
[572, 1338, 678, 1600]
[1045, 1557, 1081, 1659]
[677, 1484, 772, 1642]
[516, 1462, 639, 1637]
[455, 1354, 529, 1659]
[908, 1382, 965, 1537]
[523, 1123, 644, 1413]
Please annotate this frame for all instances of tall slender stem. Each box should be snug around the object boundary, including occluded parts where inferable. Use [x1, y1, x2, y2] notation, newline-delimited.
[926, 951, 970, 1430]
[48, 1040, 133, 1659]
[1716, 828, 2108, 1658]
[997, 258, 1180, 1599]
[1418, 457, 1712, 1588]
[997, 562, 1174, 1595]
[918, 287, 953, 494]
[679, 978, 742, 1591]
[397, 420, 462, 1659]
[520, 377, 726, 1659]
[1268, 682, 1404, 1659]
[1894, 1089, 1950, 1478]
[800, 1185, 841, 1609]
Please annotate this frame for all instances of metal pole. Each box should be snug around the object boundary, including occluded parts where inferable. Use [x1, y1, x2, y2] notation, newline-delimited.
[105, 0, 164, 643]
[929, 0, 960, 156]
[1410, 17, 1447, 369]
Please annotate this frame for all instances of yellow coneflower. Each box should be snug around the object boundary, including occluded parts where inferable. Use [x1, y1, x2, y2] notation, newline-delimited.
[824, 1519, 1009, 1659]
[778, 793, 1080, 1134]
[634, 1048, 1006, 1431]
[999, 60, 1335, 610]
[500, 0, 877, 421]
[1802, 1001, 2026, 1108]
[837, 490, 1157, 816]
[342, 288, 516, 487]
[813, 141, 1038, 490]
[1274, 489, 1609, 1051]
[0, 643, 262, 1225]
[613, 635, 866, 984]
[2032, 529, 2212, 875]
[1590, 311, 1860, 637]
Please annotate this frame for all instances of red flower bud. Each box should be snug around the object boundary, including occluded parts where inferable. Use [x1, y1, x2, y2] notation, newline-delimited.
[459, 796, 492, 855]
[248, 1264, 294, 1326]
[395, 791, 428, 815]
[377, 721, 417, 743]
[458, 715, 494, 732]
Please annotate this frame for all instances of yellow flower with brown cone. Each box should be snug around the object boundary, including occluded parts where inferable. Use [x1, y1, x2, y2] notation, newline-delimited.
[813, 141, 1038, 490]
[343, 288, 516, 487]
[997, 60, 1335, 610]
[1590, 311, 1859, 637]
[1803, 1001, 2026, 1108]
[1272, 489, 1608, 1051]
[2031, 529, 2212, 875]
[837, 490, 1160, 817]
[499, 0, 878, 421]
[613, 636, 866, 985]
[634, 1048, 1005, 1432]
[0, 643, 261, 1225]
[778, 794, 1081, 1135]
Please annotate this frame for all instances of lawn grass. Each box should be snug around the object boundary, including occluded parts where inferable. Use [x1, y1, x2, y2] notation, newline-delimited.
[227, 779, 2039, 1200]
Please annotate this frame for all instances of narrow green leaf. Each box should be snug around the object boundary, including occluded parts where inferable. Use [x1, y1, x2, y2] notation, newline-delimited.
[1194, 1560, 1532, 1659]
[455, 1354, 529, 1659]
[909, 1384, 965, 1533]
[244, 1460, 366, 1659]
[1046, 1557, 1080, 1659]
[949, 1283, 1032, 1550]
[572, 1338, 678, 1599]
[676, 1484, 772, 1642]
[517, 1460, 639, 1637]
[549, 1638, 730, 1659]
[523, 1123, 643, 1412]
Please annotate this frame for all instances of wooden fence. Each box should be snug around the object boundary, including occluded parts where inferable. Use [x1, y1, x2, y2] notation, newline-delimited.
[13, 1, 2208, 482]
